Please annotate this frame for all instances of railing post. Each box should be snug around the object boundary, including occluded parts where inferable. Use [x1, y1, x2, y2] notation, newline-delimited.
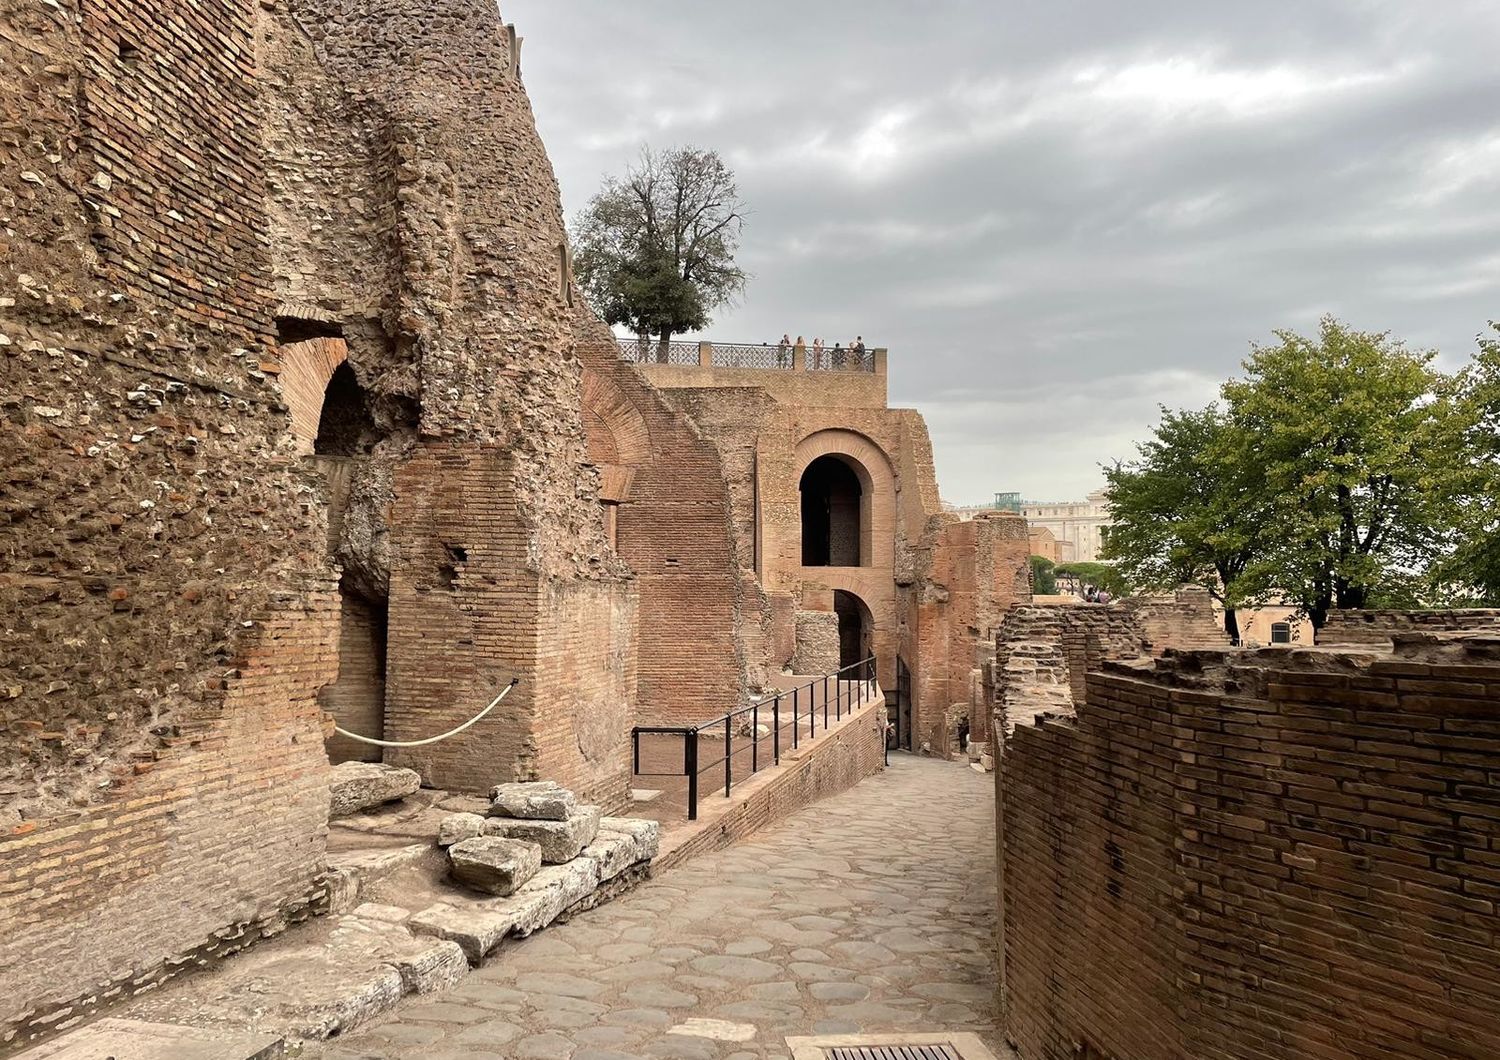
[724, 718, 732, 797]
[632, 729, 639, 775]
[686, 728, 699, 821]
[792, 688, 799, 749]
[773, 695, 781, 765]
[792, 342, 806, 371]
[824, 675, 830, 729]
[698, 341, 713, 367]
[752, 699, 759, 774]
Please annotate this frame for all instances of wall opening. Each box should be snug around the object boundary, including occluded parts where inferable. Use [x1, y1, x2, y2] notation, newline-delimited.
[833, 589, 874, 672]
[801, 454, 863, 566]
[311, 360, 388, 762]
[314, 362, 378, 457]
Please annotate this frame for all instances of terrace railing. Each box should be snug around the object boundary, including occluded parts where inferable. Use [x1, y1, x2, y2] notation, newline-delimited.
[614, 338, 878, 374]
[616, 339, 701, 366]
[631, 657, 878, 821]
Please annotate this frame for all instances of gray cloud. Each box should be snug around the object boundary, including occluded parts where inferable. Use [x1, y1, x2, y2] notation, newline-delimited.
[505, 0, 1500, 502]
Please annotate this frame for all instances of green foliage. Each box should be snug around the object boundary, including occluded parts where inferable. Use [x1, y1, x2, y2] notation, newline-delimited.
[1055, 561, 1131, 598]
[1104, 316, 1478, 630]
[1102, 405, 1269, 638]
[572, 146, 748, 347]
[1441, 323, 1500, 604]
[1224, 317, 1465, 627]
[1029, 555, 1057, 595]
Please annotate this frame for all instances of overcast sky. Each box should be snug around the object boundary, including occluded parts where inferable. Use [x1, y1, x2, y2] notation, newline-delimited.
[506, 0, 1500, 505]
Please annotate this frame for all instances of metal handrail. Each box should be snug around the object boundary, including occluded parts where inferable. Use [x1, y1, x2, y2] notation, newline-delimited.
[613, 338, 878, 374]
[630, 657, 878, 820]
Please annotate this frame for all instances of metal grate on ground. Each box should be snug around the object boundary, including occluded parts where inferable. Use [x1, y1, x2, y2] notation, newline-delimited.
[786, 1032, 1002, 1060]
[828, 1045, 963, 1059]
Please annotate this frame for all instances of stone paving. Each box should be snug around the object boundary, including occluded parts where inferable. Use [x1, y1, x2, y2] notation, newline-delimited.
[313, 755, 1009, 1060]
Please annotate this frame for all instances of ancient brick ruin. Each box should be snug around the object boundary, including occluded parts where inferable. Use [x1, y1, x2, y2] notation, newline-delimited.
[0, 0, 1026, 1046]
[993, 602, 1500, 1059]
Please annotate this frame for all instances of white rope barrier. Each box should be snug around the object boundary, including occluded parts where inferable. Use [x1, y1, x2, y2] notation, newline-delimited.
[333, 678, 519, 748]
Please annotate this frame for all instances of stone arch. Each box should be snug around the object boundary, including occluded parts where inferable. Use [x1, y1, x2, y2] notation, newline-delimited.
[581, 366, 650, 503]
[278, 336, 349, 455]
[833, 588, 875, 671]
[793, 428, 897, 571]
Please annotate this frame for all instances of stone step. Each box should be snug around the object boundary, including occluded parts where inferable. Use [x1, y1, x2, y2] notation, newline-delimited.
[13, 1018, 283, 1060]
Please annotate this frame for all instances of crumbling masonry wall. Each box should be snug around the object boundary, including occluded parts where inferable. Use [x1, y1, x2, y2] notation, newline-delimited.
[1318, 608, 1500, 648]
[998, 636, 1500, 1060]
[1, 0, 336, 1044]
[2, 0, 637, 1044]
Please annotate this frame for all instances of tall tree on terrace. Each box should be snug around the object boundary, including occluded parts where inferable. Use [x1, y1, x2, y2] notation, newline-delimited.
[1102, 405, 1268, 641]
[1224, 317, 1465, 628]
[572, 146, 748, 359]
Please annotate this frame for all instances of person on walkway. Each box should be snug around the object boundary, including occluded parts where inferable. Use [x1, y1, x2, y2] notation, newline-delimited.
[777, 333, 791, 368]
[812, 337, 824, 369]
[851, 335, 866, 369]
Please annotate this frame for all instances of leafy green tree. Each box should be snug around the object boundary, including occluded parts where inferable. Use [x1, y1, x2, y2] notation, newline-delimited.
[1102, 405, 1269, 641]
[1055, 561, 1131, 599]
[1224, 317, 1465, 628]
[1443, 323, 1500, 603]
[1029, 555, 1057, 595]
[573, 146, 748, 357]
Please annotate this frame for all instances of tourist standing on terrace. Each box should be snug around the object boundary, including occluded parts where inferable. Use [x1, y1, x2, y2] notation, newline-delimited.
[812, 336, 825, 369]
[778, 334, 791, 367]
[851, 336, 866, 369]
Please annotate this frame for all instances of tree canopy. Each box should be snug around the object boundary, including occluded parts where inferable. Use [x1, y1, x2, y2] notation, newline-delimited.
[572, 146, 748, 352]
[1055, 561, 1131, 598]
[1102, 405, 1268, 639]
[1030, 555, 1057, 595]
[1103, 317, 1481, 632]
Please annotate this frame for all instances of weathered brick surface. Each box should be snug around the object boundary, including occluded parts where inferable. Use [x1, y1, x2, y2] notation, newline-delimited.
[998, 634, 1500, 1060]
[1319, 608, 1500, 647]
[2, 0, 633, 1045]
[578, 343, 748, 725]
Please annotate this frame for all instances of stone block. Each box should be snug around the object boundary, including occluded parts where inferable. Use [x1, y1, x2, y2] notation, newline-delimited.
[328, 762, 421, 818]
[579, 830, 638, 883]
[448, 837, 542, 896]
[599, 816, 661, 862]
[407, 902, 519, 966]
[507, 858, 601, 935]
[437, 812, 485, 847]
[483, 804, 600, 863]
[487, 780, 577, 820]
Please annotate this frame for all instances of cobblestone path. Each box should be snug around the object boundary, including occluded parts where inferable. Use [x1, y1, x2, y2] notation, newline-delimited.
[317, 755, 1006, 1060]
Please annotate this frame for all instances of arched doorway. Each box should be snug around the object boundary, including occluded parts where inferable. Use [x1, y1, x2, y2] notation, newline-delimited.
[292, 348, 390, 765]
[801, 455, 863, 567]
[833, 589, 874, 672]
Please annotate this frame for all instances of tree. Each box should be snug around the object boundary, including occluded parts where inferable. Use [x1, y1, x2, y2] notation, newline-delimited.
[1443, 322, 1500, 603]
[1102, 405, 1269, 641]
[1055, 561, 1131, 599]
[573, 146, 748, 357]
[1223, 317, 1465, 628]
[1030, 555, 1057, 595]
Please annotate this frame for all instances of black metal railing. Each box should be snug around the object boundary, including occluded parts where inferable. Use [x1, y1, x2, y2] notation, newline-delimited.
[614, 338, 877, 374]
[806, 347, 874, 372]
[631, 657, 878, 821]
[616, 339, 700, 365]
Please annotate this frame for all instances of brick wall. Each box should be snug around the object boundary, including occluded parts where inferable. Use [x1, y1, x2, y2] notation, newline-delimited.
[1, 0, 340, 1045]
[998, 635, 1500, 1060]
[1319, 608, 1500, 647]
[580, 345, 750, 726]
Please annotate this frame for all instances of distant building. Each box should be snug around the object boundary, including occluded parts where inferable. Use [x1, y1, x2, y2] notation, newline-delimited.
[1027, 525, 1073, 564]
[1022, 488, 1111, 563]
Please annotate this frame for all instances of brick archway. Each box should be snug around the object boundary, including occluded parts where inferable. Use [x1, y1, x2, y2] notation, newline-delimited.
[793, 428, 897, 572]
[581, 367, 651, 503]
[277, 337, 349, 455]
